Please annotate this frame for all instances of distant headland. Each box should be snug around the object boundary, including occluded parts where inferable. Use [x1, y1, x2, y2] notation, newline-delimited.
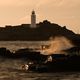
[0, 11, 80, 47]
[0, 20, 80, 46]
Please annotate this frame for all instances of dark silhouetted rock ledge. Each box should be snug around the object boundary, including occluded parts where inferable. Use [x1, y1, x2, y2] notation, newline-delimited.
[0, 48, 47, 62]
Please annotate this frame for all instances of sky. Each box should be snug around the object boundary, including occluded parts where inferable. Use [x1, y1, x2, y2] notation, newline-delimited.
[0, 0, 80, 33]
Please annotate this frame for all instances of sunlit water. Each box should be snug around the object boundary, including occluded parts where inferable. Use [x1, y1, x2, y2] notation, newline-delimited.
[0, 41, 50, 52]
[0, 41, 80, 80]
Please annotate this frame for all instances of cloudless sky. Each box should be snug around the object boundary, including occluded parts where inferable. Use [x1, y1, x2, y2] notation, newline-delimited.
[0, 0, 80, 33]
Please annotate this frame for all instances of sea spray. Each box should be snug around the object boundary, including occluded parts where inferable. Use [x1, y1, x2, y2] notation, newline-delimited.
[41, 36, 74, 55]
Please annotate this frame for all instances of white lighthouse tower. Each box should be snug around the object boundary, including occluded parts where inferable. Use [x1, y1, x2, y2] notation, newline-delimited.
[31, 10, 36, 28]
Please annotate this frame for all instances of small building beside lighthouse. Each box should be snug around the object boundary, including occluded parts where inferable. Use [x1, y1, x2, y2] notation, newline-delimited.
[31, 10, 36, 28]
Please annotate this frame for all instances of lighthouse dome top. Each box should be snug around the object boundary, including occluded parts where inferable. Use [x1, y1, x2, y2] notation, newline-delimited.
[32, 10, 35, 14]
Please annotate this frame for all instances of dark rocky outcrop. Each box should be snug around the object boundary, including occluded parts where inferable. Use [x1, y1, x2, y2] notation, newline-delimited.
[0, 48, 13, 58]
[0, 48, 48, 63]
[0, 47, 80, 72]
[64, 46, 80, 55]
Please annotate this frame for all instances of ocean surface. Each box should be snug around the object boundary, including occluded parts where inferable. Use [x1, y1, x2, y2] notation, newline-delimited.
[0, 41, 50, 52]
[0, 41, 80, 80]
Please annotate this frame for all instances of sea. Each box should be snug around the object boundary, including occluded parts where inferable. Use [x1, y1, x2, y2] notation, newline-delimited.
[0, 41, 50, 52]
[0, 41, 80, 80]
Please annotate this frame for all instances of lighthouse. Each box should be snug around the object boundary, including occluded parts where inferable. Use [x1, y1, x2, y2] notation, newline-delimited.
[31, 10, 36, 28]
